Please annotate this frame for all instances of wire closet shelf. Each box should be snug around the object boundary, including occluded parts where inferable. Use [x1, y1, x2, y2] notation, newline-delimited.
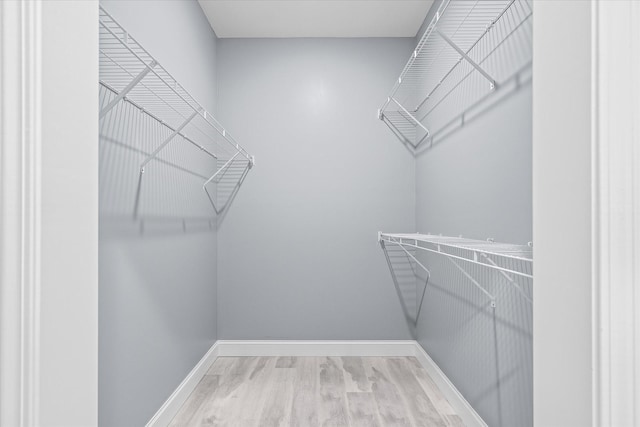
[99, 6, 254, 216]
[378, 0, 533, 150]
[378, 232, 532, 321]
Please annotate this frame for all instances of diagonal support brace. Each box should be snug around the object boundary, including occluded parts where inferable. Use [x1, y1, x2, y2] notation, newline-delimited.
[447, 257, 497, 307]
[388, 238, 431, 283]
[99, 60, 157, 118]
[203, 152, 250, 214]
[481, 253, 532, 304]
[383, 237, 431, 324]
[203, 151, 241, 188]
[380, 241, 414, 325]
[436, 29, 496, 89]
[132, 109, 200, 219]
[140, 109, 200, 169]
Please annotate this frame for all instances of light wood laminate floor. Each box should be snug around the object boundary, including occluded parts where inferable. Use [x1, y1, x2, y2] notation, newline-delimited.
[169, 356, 464, 427]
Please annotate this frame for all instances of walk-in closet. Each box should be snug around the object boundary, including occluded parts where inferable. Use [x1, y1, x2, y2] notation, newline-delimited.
[96, 1, 532, 425]
[5, 1, 637, 427]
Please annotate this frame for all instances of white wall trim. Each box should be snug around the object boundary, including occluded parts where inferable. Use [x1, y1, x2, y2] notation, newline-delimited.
[215, 340, 417, 357]
[592, 1, 640, 426]
[412, 344, 487, 427]
[146, 343, 221, 427]
[2, 2, 98, 425]
[533, 2, 595, 425]
[146, 340, 485, 427]
[0, 1, 43, 426]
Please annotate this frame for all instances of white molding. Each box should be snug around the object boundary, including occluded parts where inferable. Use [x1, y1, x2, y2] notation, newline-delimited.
[146, 342, 221, 427]
[0, 1, 42, 426]
[3, 4, 98, 423]
[412, 344, 488, 427]
[590, 2, 600, 425]
[145, 340, 484, 427]
[532, 3, 594, 424]
[215, 340, 417, 357]
[592, 1, 640, 426]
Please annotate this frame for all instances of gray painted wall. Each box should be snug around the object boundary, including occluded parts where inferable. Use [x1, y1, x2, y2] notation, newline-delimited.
[411, 6, 533, 427]
[216, 38, 416, 340]
[414, 84, 532, 243]
[98, 1, 219, 426]
[414, 85, 533, 427]
[96, 3, 533, 425]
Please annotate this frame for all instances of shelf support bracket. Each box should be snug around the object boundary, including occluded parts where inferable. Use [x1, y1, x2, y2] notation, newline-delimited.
[203, 152, 250, 215]
[381, 237, 431, 325]
[480, 253, 532, 304]
[380, 240, 414, 325]
[140, 109, 199, 169]
[380, 115, 419, 151]
[436, 29, 496, 89]
[99, 60, 157, 118]
[203, 151, 241, 188]
[447, 257, 497, 307]
[132, 109, 199, 219]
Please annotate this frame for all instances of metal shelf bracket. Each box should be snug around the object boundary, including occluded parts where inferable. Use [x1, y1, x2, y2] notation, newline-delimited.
[378, 232, 533, 311]
[99, 6, 255, 219]
[435, 29, 497, 89]
[377, 0, 532, 150]
[379, 239, 430, 325]
[99, 59, 157, 118]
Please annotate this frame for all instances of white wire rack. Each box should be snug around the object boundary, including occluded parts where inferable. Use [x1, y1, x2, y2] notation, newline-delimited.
[378, 0, 533, 150]
[99, 6, 254, 217]
[379, 232, 532, 317]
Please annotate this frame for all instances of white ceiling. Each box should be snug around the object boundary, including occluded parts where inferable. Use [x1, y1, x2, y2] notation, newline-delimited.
[198, 1, 434, 38]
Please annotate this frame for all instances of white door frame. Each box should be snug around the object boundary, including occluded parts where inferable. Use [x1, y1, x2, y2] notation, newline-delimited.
[534, 1, 640, 426]
[1, 1, 638, 426]
[0, 1, 99, 426]
[591, 1, 640, 425]
[0, 1, 42, 425]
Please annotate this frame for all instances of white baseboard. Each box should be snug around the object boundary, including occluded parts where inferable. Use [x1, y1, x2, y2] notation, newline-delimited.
[146, 340, 485, 427]
[412, 343, 488, 427]
[145, 342, 220, 427]
[215, 340, 417, 357]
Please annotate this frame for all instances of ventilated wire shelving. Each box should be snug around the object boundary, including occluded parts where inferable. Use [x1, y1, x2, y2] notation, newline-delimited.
[378, 232, 532, 322]
[378, 0, 533, 150]
[99, 6, 254, 218]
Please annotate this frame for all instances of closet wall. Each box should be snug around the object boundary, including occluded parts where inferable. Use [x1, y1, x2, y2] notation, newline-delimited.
[414, 86, 533, 427]
[216, 38, 417, 340]
[97, 2, 533, 426]
[412, 3, 533, 426]
[98, 2, 220, 426]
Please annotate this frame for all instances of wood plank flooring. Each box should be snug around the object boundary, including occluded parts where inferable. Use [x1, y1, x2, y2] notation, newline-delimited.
[169, 357, 464, 427]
